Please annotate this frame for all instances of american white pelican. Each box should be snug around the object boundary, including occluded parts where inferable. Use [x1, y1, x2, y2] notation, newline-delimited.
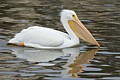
[8, 9, 100, 49]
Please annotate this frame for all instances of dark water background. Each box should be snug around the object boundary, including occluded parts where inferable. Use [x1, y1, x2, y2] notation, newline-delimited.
[0, 0, 120, 80]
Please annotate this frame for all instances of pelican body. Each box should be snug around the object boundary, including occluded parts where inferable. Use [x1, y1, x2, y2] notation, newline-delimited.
[8, 10, 99, 49]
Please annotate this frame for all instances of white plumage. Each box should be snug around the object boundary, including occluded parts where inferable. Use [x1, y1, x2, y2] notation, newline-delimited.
[8, 10, 99, 49]
[8, 26, 76, 49]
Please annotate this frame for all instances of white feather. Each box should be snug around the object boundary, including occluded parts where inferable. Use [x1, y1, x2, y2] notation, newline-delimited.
[8, 26, 74, 49]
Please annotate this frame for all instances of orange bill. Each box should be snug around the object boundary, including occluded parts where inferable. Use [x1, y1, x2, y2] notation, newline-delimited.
[68, 19, 100, 47]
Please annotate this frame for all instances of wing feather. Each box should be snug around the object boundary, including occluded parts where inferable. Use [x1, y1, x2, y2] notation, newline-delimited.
[9, 26, 66, 47]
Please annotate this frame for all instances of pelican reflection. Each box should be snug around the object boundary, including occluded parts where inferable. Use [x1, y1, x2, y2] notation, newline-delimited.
[12, 48, 64, 62]
[62, 48, 98, 77]
[11, 47, 98, 77]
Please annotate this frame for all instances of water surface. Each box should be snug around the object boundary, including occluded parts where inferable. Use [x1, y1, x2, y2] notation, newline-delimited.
[0, 0, 120, 80]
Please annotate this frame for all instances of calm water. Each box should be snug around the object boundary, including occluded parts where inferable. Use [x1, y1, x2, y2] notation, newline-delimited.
[0, 0, 120, 80]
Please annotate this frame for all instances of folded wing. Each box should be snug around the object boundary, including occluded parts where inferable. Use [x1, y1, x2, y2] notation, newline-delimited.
[8, 26, 66, 47]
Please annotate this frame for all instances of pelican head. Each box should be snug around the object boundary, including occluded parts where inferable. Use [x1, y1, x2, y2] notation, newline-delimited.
[60, 10, 100, 47]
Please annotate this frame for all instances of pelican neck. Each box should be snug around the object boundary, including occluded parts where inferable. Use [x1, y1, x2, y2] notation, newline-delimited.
[60, 17, 79, 43]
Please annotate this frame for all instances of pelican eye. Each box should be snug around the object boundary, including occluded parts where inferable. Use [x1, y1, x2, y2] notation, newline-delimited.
[72, 14, 77, 20]
[72, 15, 75, 17]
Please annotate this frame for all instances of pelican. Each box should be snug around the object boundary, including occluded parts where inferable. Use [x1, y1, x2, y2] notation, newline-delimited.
[8, 9, 100, 49]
